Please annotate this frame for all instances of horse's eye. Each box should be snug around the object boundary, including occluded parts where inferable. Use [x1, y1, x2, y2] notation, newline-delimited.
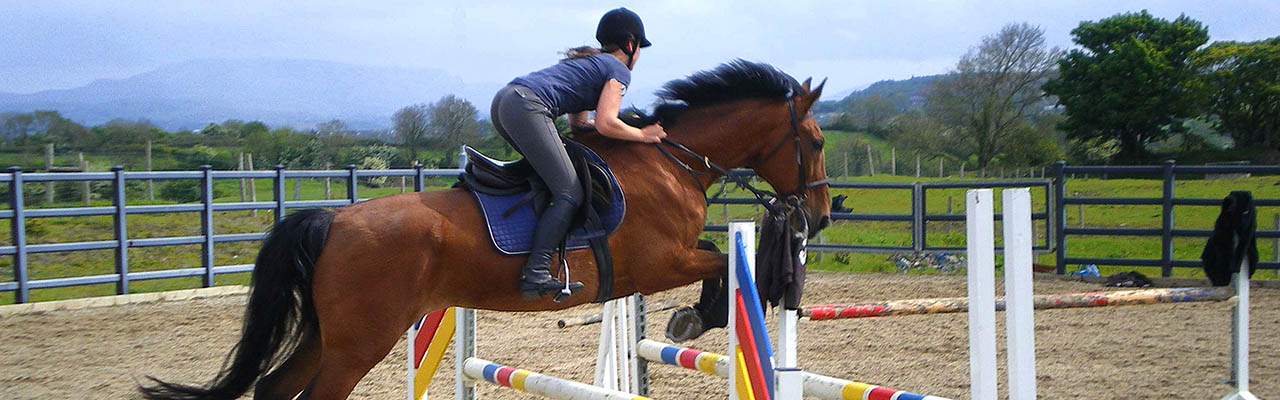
[812, 139, 824, 150]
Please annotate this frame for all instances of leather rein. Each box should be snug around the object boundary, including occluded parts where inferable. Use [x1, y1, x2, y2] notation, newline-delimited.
[652, 95, 830, 214]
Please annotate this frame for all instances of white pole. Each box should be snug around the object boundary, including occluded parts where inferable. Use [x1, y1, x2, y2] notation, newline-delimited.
[775, 235, 803, 370]
[406, 320, 418, 400]
[455, 308, 476, 400]
[966, 189, 998, 400]
[1222, 264, 1258, 400]
[1002, 188, 1037, 399]
[617, 297, 630, 392]
[462, 358, 643, 400]
[727, 221, 755, 400]
[628, 295, 644, 395]
[595, 300, 619, 388]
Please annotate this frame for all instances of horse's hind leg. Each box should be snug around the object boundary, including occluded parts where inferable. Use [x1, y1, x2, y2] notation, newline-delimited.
[295, 309, 406, 400]
[254, 331, 321, 400]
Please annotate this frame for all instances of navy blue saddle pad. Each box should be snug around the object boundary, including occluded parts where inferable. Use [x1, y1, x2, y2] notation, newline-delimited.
[468, 146, 625, 255]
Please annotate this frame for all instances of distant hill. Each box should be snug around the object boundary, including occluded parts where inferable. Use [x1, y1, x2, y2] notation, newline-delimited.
[0, 58, 507, 131]
[814, 74, 945, 114]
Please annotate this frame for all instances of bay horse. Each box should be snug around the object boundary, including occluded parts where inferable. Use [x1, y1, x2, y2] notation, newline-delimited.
[140, 60, 830, 400]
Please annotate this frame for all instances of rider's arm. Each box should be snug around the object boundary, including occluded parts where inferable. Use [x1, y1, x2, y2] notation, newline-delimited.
[568, 111, 593, 131]
[594, 79, 666, 143]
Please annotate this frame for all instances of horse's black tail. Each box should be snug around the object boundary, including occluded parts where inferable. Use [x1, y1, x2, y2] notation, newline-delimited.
[139, 208, 335, 400]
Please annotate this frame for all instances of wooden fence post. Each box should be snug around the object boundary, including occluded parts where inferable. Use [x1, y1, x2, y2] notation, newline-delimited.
[238, 153, 247, 202]
[247, 153, 257, 217]
[145, 140, 154, 202]
[324, 162, 332, 200]
[915, 155, 921, 178]
[866, 144, 875, 176]
[79, 152, 89, 206]
[44, 142, 54, 202]
[891, 147, 896, 176]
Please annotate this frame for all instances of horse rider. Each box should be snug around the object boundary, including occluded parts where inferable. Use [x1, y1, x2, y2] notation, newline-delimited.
[490, 8, 667, 299]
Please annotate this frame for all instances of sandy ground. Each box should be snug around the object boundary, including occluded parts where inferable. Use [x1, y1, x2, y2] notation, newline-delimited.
[1, 272, 1276, 399]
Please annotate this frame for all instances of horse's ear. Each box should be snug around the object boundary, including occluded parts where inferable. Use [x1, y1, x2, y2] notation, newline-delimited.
[801, 77, 812, 92]
[796, 78, 827, 113]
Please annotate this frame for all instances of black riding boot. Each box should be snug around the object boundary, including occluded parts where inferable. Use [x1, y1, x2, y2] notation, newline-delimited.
[520, 196, 585, 300]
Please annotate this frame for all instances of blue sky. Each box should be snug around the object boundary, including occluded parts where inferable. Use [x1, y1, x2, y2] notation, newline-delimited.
[3, 0, 1277, 96]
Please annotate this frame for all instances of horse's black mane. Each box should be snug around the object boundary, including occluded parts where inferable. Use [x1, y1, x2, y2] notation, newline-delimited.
[621, 60, 800, 128]
[657, 59, 800, 105]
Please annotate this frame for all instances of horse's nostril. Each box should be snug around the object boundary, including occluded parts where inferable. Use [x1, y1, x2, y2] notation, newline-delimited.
[818, 215, 831, 230]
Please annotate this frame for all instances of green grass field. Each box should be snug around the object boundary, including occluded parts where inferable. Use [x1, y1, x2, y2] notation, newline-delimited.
[1, 169, 1277, 304]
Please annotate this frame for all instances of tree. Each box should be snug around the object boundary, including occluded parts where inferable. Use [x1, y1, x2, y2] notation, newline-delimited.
[46, 118, 90, 149]
[426, 95, 482, 155]
[886, 113, 956, 159]
[238, 121, 269, 138]
[96, 119, 163, 145]
[1043, 11, 1208, 161]
[393, 104, 430, 162]
[315, 119, 347, 136]
[244, 127, 309, 166]
[0, 110, 67, 145]
[1196, 37, 1280, 154]
[928, 23, 1061, 168]
[847, 95, 898, 135]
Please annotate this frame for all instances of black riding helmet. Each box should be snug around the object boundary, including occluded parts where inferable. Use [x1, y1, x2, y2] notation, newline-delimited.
[596, 7, 651, 54]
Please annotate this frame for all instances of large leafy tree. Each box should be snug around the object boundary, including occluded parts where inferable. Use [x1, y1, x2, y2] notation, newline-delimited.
[1043, 11, 1208, 161]
[426, 95, 482, 156]
[846, 95, 898, 135]
[393, 104, 430, 162]
[928, 22, 1061, 168]
[1196, 37, 1280, 154]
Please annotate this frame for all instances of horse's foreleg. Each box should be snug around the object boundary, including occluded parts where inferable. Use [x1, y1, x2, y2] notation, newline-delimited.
[665, 240, 729, 342]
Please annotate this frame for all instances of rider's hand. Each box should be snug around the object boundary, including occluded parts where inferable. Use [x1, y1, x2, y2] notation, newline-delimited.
[639, 123, 667, 143]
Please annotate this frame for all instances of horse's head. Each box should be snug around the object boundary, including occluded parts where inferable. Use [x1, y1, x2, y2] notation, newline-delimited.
[748, 77, 831, 237]
[651, 60, 832, 237]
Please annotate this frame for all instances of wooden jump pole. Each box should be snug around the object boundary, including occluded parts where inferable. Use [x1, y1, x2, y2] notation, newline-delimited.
[802, 286, 1232, 320]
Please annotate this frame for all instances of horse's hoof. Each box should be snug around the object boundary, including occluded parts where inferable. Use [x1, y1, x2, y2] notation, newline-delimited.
[665, 306, 706, 343]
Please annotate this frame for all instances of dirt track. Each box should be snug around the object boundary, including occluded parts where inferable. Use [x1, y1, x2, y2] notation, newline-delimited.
[1, 272, 1276, 399]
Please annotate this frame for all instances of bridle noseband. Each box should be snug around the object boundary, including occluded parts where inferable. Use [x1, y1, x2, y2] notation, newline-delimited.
[653, 93, 830, 214]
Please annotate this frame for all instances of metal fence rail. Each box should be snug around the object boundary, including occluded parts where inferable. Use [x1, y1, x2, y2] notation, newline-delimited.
[3, 158, 1278, 303]
[710, 178, 1053, 254]
[1053, 160, 1280, 276]
[2, 164, 462, 303]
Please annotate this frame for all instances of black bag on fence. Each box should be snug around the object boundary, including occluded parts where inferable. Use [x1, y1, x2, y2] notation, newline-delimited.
[1200, 191, 1258, 286]
[756, 201, 808, 309]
